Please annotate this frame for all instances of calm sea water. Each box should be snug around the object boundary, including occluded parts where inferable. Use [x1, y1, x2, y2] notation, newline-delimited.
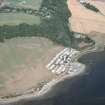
[2, 51, 105, 105]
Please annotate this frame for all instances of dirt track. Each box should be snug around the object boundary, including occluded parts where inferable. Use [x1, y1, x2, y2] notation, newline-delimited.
[67, 0, 105, 34]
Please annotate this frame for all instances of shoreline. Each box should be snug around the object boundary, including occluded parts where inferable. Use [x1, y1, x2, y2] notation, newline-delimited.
[0, 45, 103, 105]
[0, 48, 86, 104]
[0, 67, 85, 105]
[0, 46, 101, 104]
[0, 44, 103, 104]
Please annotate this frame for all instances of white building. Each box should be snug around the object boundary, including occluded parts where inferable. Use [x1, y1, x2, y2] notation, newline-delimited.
[80, 0, 88, 3]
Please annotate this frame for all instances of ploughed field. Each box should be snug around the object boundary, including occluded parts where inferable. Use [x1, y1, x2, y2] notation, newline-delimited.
[68, 0, 105, 34]
[0, 37, 63, 97]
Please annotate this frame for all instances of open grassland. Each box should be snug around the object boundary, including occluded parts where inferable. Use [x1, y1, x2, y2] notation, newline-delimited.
[6, 0, 43, 10]
[0, 37, 64, 97]
[0, 13, 41, 26]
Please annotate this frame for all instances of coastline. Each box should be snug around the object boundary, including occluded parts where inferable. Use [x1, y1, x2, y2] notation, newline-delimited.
[0, 68, 86, 104]
[0, 48, 86, 104]
[0, 44, 103, 104]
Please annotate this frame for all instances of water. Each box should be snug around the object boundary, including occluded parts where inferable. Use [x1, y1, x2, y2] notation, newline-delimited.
[2, 51, 105, 105]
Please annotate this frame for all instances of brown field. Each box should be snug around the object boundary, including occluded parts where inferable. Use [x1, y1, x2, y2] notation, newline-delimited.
[0, 37, 64, 97]
[67, 0, 105, 34]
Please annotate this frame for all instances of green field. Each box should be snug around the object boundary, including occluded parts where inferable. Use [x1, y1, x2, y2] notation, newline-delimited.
[0, 37, 54, 87]
[0, 13, 41, 26]
[7, 0, 43, 10]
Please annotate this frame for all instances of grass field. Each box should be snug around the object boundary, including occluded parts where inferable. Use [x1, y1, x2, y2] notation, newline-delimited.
[0, 37, 53, 76]
[0, 13, 41, 26]
[0, 37, 63, 97]
[0, 0, 42, 26]
[6, 0, 43, 10]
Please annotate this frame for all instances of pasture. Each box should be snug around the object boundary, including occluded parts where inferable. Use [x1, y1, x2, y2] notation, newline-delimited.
[0, 13, 41, 26]
[6, 0, 43, 10]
